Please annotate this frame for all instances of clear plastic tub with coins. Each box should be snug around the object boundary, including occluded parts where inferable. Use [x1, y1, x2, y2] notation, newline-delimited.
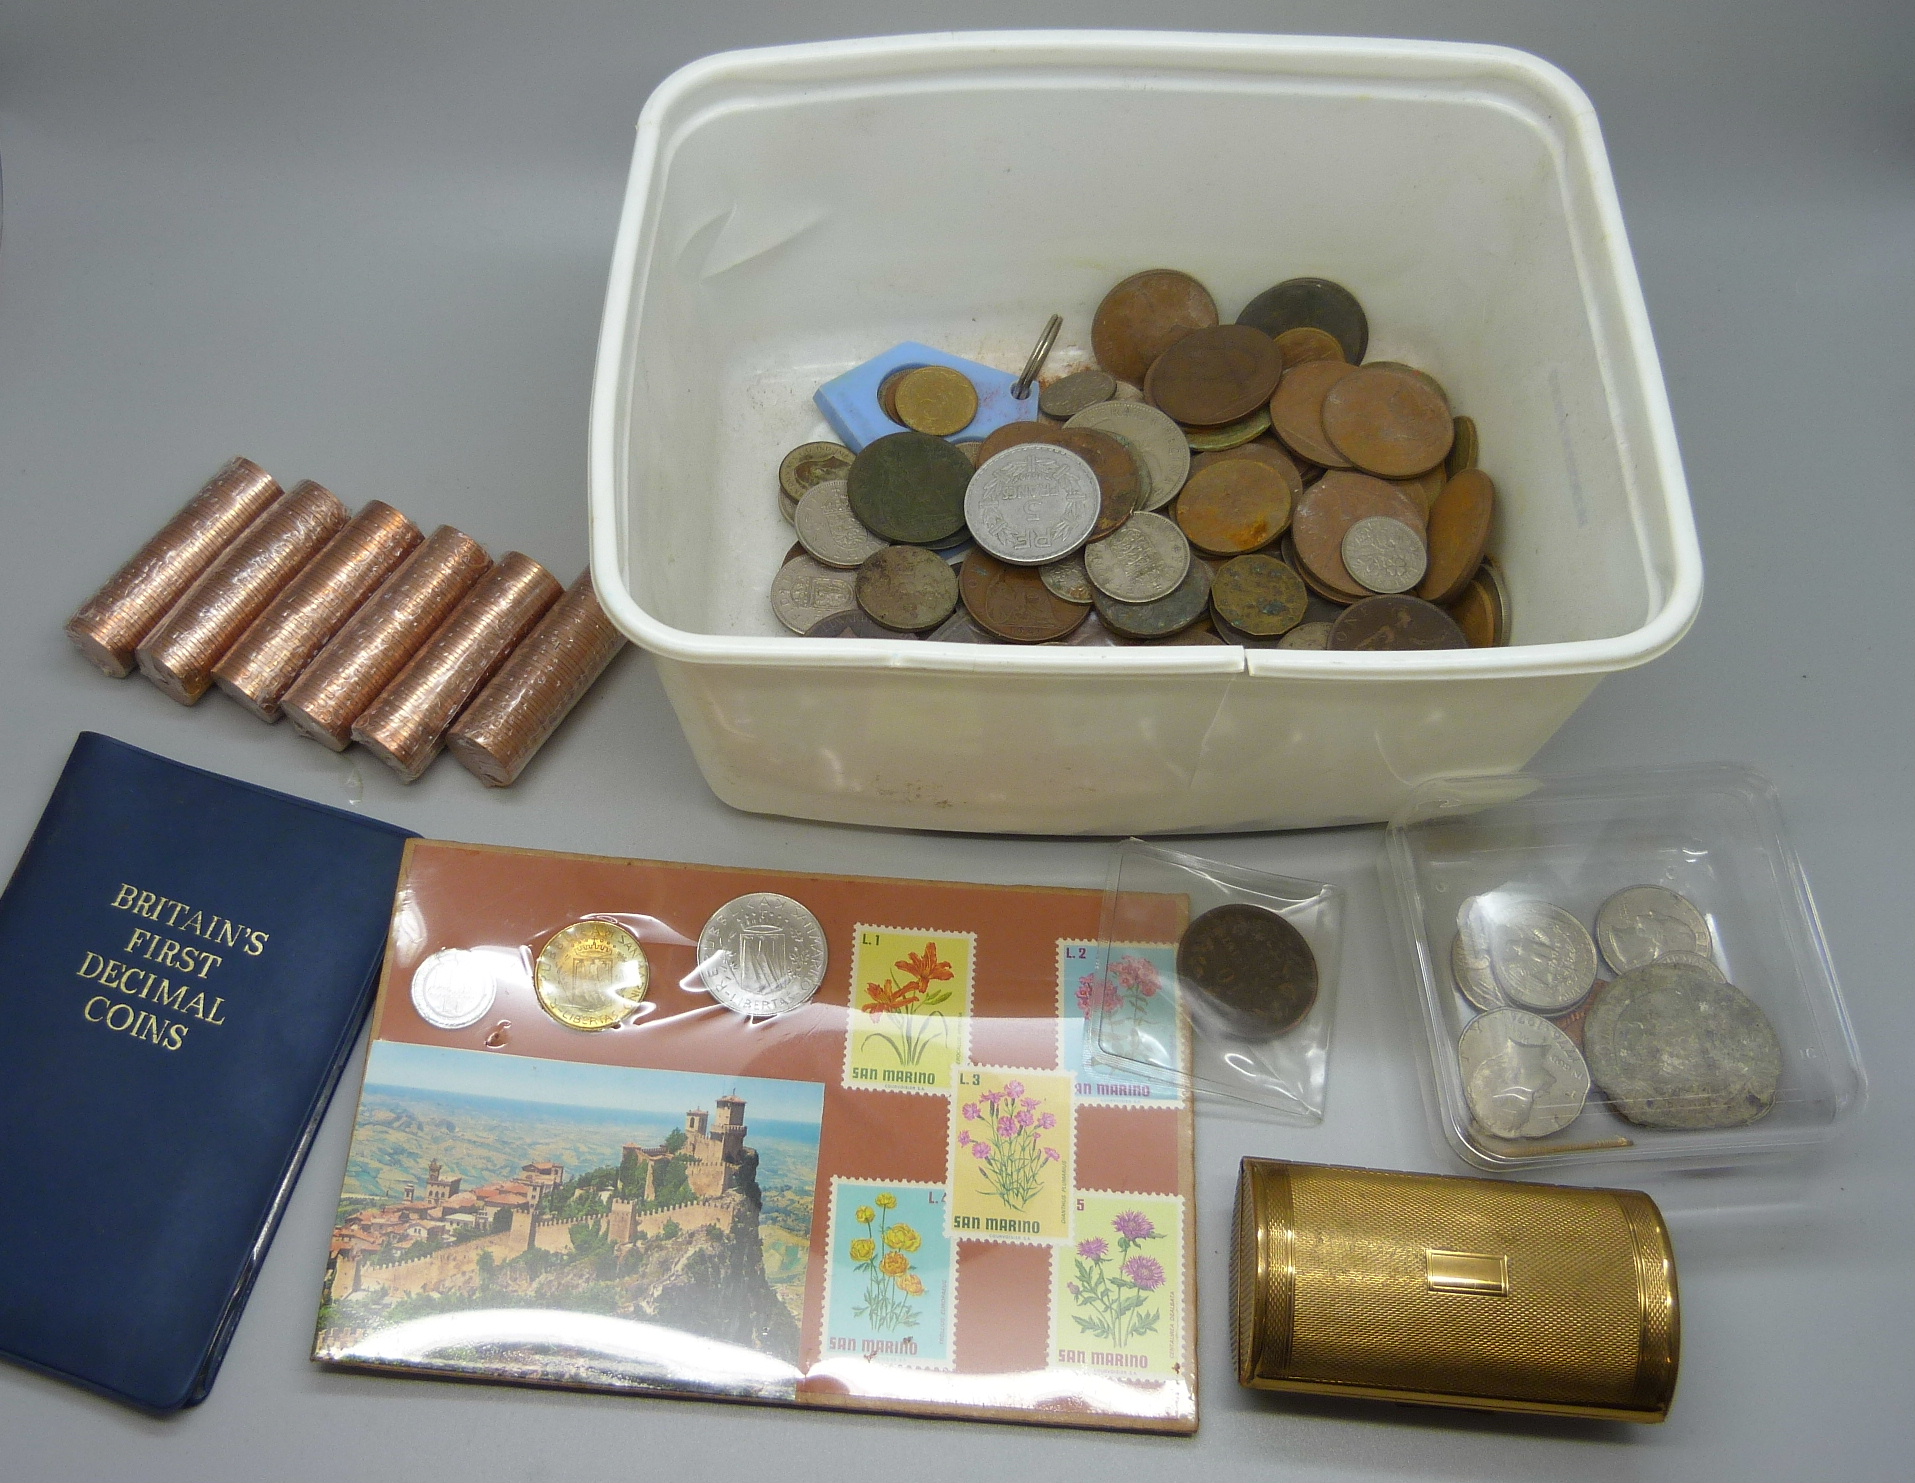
[1083, 839, 1342, 1122]
[1381, 765, 1866, 1172]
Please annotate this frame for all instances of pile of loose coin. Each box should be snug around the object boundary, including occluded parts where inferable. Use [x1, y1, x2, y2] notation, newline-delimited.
[1450, 885, 1783, 1142]
[771, 270, 1509, 649]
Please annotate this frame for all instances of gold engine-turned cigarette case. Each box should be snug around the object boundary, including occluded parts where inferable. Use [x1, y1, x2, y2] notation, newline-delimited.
[1233, 1159, 1679, 1422]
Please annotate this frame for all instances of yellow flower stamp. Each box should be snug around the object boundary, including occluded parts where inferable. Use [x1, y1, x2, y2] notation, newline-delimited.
[822, 1179, 954, 1368]
[1051, 1191, 1186, 1379]
[844, 926, 974, 1094]
[949, 1067, 1074, 1243]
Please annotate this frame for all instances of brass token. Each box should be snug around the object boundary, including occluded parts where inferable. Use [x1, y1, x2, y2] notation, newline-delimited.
[1417, 468, 1496, 604]
[534, 920, 649, 1031]
[1039, 368, 1117, 419]
[1237, 278, 1369, 364]
[1276, 620, 1333, 650]
[855, 545, 960, 631]
[1328, 595, 1469, 650]
[1447, 414, 1479, 476]
[959, 548, 1089, 643]
[1176, 461, 1293, 555]
[1272, 326, 1346, 369]
[1185, 405, 1271, 451]
[1320, 366, 1455, 478]
[1144, 323, 1284, 427]
[1178, 902, 1319, 1038]
[1291, 470, 1426, 597]
[1092, 556, 1212, 640]
[1189, 439, 1303, 501]
[779, 441, 855, 502]
[894, 365, 979, 437]
[1445, 568, 1503, 648]
[847, 431, 973, 544]
[1268, 359, 1359, 468]
[1211, 553, 1307, 636]
[1091, 268, 1219, 385]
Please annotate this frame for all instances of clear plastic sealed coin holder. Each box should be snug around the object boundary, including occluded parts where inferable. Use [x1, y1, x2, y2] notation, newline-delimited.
[1085, 839, 1342, 1122]
[1381, 764, 1865, 1172]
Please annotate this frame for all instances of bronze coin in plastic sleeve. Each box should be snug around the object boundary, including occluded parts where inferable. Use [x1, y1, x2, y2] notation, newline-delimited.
[66, 455, 282, 678]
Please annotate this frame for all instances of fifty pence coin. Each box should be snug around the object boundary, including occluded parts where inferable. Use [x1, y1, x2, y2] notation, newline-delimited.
[697, 892, 829, 1017]
[1084, 510, 1190, 603]
[1486, 900, 1599, 1013]
[1458, 1007, 1590, 1139]
[795, 478, 889, 569]
[1341, 515, 1427, 594]
[1583, 962, 1782, 1129]
[1177, 902, 1319, 1039]
[535, 920, 650, 1031]
[411, 946, 527, 1030]
[1065, 400, 1190, 510]
[1594, 885, 1714, 975]
[966, 442, 1102, 566]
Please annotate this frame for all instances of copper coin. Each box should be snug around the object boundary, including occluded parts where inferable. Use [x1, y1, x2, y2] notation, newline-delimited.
[976, 419, 1058, 463]
[1551, 987, 1602, 1049]
[1281, 530, 1363, 605]
[855, 545, 959, 631]
[960, 548, 1090, 643]
[847, 431, 972, 544]
[1177, 902, 1319, 1038]
[1328, 595, 1469, 650]
[956, 440, 985, 467]
[1291, 470, 1426, 597]
[1447, 414, 1479, 476]
[1237, 278, 1369, 364]
[1185, 406, 1271, 452]
[1091, 269, 1218, 385]
[1211, 553, 1307, 637]
[1276, 620, 1333, 650]
[877, 367, 912, 425]
[1272, 326, 1346, 370]
[1321, 366, 1454, 478]
[1392, 465, 1447, 516]
[1189, 439, 1303, 501]
[1143, 323, 1283, 427]
[972, 421, 1141, 539]
[806, 608, 918, 640]
[1176, 461, 1293, 555]
[894, 365, 979, 437]
[783, 540, 804, 565]
[1445, 568, 1500, 647]
[779, 441, 855, 502]
[1092, 556, 1212, 640]
[1268, 359, 1359, 468]
[1154, 623, 1225, 646]
[1364, 361, 1453, 410]
[1039, 368, 1117, 419]
[1416, 468, 1495, 604]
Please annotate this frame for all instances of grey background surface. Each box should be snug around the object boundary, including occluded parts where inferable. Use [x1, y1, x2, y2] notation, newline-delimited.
[1, 1, 1910, 1477]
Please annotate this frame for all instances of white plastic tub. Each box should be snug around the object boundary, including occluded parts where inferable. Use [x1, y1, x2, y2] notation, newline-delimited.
[588, 31, 1700, 835]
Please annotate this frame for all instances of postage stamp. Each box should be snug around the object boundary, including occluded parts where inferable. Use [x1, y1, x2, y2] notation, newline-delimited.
[1050, 1191, 1187, 1379]
[843, 926, 974, 1095]
[1058, 940, 1188, 1107]
[820, 1178, 956, 1369]
[948, 1066, 1074, 1243]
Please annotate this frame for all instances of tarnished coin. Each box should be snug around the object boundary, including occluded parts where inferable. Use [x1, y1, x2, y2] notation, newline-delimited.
[1276, 620, 1333, 650]
[1341, 515, 1427, 594]
[966, 442, 1102, 565]
[1144, 323, 1284, 427]
[1177, 460, 1293, 555]
[1550, 995, 1595, 1049]
[795, 477, 889, 569]
[1363, 361, 1453, 409]
[1392, 465, 1447, 517]
[877, 367, 912, 425]
[1268, 358, 1359, 468]
[805, 608, 917, 639]
[1445, 568, 1503, 648]
[894, 365, 979, 437]
[1185, 405, 1271, 452]
[1084, 510, 1190, 603]
[1584, 963, 1782, 1129]
[1481, 558, 1511, 644]
[1485, 900, 1598, 1013]
[1458, 1008, 1590, 1139]
[771, 553, 859, 634]
[847, 431, 973, 544]
[924, 605, 1001, 643]
[1594, 885, 1713, 975]
[856, 545, 959, 631]
[535, 920, 650, 1031]
[1040, 368, 1117, 419]
[1237, 278, 1370, 363]
[1271, 325, 1346, 371]
[697, 892, 829, 1017]
[1450, 927, 1507, 1014]
[1211, 553, 1307, 637]
[1329, 594, 1469, 650]
[1447, 413, 1479, 476]
[1177, 902, 1319, 1039]
[1156, 623, 1225, 646]
[779, 491, 799, 525]
[960, 548, 1089, 643]
[1292, 470, 1426, 597]
[1039, 551, 1094, 605]
[1283, 530, 1362, 605]
[1091, 268, 1219, 384]
[1189, 439, 1303, 501]
[973, 423, 1141, 539]
[779, 441, 855, 503]
[1654, 951, 1727, 982]
[1417, 469, 1494, 604]
[955, 440, 985, 467]
[1321, 366, 1455, 478]
[412, 946, 525, 1030]
[1065, 400, 1189, 510]
[1093, 554, 1212, 639]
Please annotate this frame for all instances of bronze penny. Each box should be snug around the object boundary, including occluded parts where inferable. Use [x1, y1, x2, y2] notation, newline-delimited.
[1447, 414, 1479, 476]
[1185, 405, 1271, 451]
[1176, 461, 1293, 555]
[847, 431, 973, 544]
[1189, 438, 1304, 502]
[1144, 323, 1283, 427]
[1392, 465, 1447, 517]
[1268, 359, 1359, 468]
[1281, 530, 1362, 605]
[1237, 278, 1369, 363]
[855, 545, 959, 631]
[1291, 470, 1425, 597]
[973, 421, 1141, 539]
[1272, 326, 1346, 370]
[806, 608, 919, 640]
[783, 540, 805, 566]
[959, 548, 1089, 643]
[1177, 902, 1319, 1039]
[1363, 361, 1452, 410]
[1328, 594, 1469, 651]
[1092, 556, 1212, 640]
[1446, 572, 1497, 647]
[1417, 468, 1495, 604]
[877, 367, 912, 425]
[1320, 366, 1454, 478]
[1550, 988, 1602, 1049]
[1276, 620, 1334, 650]
[1211, 554, 1307, 637]
[1091, 269, 1218, 385]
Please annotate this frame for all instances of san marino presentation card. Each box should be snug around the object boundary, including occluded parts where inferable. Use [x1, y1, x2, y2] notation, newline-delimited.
[314, 840, 1197, 1432]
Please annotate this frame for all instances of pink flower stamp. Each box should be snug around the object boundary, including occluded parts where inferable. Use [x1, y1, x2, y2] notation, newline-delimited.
[948, 1067, 1073, 1242]
[1051, 1191, 1186, 1379]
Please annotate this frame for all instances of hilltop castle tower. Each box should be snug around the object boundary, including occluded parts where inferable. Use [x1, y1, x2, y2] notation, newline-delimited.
[686, 1094, 751, 1200]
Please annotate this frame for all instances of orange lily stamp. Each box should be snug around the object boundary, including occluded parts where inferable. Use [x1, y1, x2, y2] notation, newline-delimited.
[843, 926, 974, 1093]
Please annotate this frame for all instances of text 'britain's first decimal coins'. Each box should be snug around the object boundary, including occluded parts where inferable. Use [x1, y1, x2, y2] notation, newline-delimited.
[697, 893, 828, 1017]
[534, 919, 650, 1031]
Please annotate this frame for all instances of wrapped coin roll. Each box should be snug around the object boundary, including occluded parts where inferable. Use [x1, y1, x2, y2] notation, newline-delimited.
[351, 552, 561, 782]
[281, 526, 492, 751]
[134, 480, 349, 704]
[211, 501, 422, 721]
[1233, 1159, 1678, 1422]
[445, 571, 626, 787]
[65, 456, 281, 677]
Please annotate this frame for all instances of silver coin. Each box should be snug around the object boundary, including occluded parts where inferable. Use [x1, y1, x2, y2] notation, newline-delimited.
[1039, 551, 1094, 605]
[1275, 620, 1333, 650]
[1340, 515, 1427, 594]
[1583, 962, 1781, 1129]
[1655, 949, 1727, 981]
[1594, 885, 1713, 975]
[965, 443, 1102, 565]
[779, 490, 799, 525]
[1457, 1007, 1589, 1139]
[1039, 368, 1117, 419]
[1485, 900, 1598, 1013]
[1083, 510, 1190, 603]
[795, 478, 889, 569]
[697, 892, 828, 1017]
[1066, 400, 1189, 510]
[1449, 904, 1506, 1013]
[411, 946, 526, 1030]
[771, 553, 858, 634]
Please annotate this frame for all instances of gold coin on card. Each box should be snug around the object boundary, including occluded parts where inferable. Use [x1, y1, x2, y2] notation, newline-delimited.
[894, 366, 980, 436]
[535, 920, 649, 1031]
